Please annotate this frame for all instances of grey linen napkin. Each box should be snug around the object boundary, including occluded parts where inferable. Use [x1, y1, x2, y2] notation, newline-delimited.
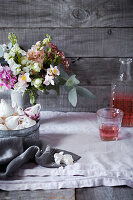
[0, 137, 80, 179]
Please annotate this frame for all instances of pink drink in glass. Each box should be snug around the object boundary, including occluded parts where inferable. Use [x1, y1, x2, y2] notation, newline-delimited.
[97, 108, 123, 141]
[99, 124, 119, 141]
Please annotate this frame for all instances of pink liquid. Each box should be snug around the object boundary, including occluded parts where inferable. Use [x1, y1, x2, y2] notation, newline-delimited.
[99, 124, 119, 141]
[111, 93, 133, 127]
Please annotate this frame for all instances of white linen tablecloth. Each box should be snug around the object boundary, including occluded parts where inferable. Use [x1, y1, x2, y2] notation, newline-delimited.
[0, 111, 133, 191]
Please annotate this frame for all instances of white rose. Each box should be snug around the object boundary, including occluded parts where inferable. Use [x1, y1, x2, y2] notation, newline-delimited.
[33, 78, 43, 88]
[21, 56, 28, 65]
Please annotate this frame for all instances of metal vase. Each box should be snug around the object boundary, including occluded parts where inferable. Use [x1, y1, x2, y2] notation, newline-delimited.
[11, 90, 30, 109]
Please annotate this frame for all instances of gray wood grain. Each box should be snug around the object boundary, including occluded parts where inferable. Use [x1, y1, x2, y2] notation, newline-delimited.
[76, 186, 133, 200]
[0, 28, 133, 57]
[37, 86, 111, 112]
[0, 189, 75, 200]
[0, 0, 133, 28]
[69, 58, 133, 86]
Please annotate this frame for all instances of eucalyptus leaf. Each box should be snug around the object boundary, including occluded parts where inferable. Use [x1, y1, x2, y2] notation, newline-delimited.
[76, 86, 95, 98]
[66, 75, 80, 87]
[68, 87, 77, 107]
[0, 45, 4, 57]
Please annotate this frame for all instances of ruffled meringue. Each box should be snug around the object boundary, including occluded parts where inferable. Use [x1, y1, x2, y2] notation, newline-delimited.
[54, 152, 74, 165]
[0, 99, 14, 117]
[5, 116, 19, 130]
[62, 154, 74, 165]
[0, 124, 8, 130]
[54, 152, 64, 165]
[24, 104, 41, 120]
[19, 115, 36, 128]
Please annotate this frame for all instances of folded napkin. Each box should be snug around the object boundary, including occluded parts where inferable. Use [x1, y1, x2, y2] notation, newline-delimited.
[0, 137, 80, 179]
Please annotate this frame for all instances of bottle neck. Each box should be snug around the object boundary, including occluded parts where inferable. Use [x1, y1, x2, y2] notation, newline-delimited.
[119, 58, 132, 81]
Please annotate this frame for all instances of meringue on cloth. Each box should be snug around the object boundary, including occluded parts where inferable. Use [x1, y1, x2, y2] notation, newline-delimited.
[0, 99, 14, 118]
[54, 152, 74, 165]
[24, 104, 41, 120]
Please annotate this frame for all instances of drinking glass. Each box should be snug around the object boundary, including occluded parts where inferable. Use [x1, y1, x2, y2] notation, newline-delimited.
[97, 108, 124, 141]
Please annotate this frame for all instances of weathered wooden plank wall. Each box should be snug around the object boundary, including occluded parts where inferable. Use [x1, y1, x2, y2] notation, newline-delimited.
[0, 0, 133, 112]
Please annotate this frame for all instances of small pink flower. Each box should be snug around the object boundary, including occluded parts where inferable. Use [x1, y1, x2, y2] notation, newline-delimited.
[0, 65, 17, 90]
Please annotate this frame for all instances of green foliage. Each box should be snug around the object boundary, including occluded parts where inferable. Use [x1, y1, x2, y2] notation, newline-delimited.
[65, 75, 80, 87]
[76, 86, 95, 98]
[68, 87, 77, 107]
[8, 33, 17, 46]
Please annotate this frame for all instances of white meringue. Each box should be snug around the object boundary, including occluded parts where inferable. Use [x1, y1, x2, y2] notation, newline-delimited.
[54, 152, 64, 165]
[19, 115, 36, 128]
[62, 154, 74, 165]
[0, 124, 8, 130]
[54, 152, 74, 165]
[24, 104, 41, 120]
[5, 116, 19, 130]
[0, 99, 14, 117]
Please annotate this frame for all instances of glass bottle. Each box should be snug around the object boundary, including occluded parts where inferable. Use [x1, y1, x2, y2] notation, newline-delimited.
[110, 58, 133, 127]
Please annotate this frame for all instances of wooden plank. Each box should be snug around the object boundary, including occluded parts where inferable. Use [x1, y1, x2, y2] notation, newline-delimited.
[0, 189, 75, 200]
[69, 58, 133, 86]
[0, 28, 133, 57]
[76, 186, 133, 200]
[0, 0, 133, 28]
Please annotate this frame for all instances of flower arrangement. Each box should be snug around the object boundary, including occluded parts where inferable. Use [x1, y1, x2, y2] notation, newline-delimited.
[0, 33, 94, 106]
